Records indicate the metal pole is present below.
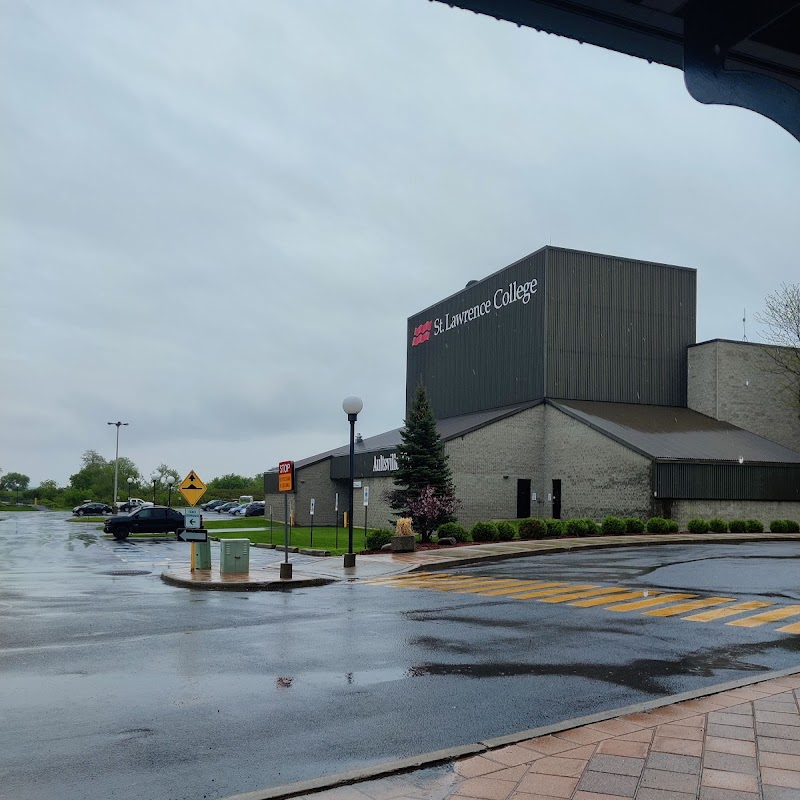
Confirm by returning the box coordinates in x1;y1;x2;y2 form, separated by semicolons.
113;425;120;505
270;505;273;545
310;513;314;548
364;504;368;551
168;485;172;508
284;494;289;563
344;414;356;568
152;480;157;505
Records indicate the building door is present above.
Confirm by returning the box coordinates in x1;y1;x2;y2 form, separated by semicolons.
516;479;531;518
552;479;562;519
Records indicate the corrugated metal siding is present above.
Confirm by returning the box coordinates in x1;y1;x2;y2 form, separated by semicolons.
406;249;547;419
656;462;800;500
545;249;696;406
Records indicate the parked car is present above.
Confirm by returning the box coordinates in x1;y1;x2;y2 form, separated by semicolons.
202;500;224;511
73;502;113;516
215;502;238;513
244;502;265;517
117;499;154;513
230;504;249;516
103;505;186;540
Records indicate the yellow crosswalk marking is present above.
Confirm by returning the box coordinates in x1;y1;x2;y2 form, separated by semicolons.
510;584;598;600
682;600;773;622
644;597;736;617
430;578;503;591
728;605;800;627
775;621;800;634
474;581;560;596
570;590;655;607
539;587;627;603
607;593;697;611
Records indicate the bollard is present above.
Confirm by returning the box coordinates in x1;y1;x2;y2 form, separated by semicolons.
195;539;211;569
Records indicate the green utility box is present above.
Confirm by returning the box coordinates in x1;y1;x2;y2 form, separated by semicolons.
220;539;250;574
195;540;211;569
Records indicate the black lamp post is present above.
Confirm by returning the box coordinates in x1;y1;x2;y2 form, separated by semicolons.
166;475;175;508
342;395;363;568
126;476;133;503
151;473;158;505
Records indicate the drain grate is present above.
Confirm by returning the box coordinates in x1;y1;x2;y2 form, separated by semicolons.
100;569;152;576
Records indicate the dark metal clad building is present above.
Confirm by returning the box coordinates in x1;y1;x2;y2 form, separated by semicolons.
407;247;696;418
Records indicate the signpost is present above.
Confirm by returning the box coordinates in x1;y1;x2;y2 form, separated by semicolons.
278;461;294;579
335;493;339;549
178;470;209;569
310;498;315;547
363;486;369;550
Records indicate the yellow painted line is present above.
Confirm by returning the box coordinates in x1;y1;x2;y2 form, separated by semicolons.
728;605;800;628
429;578;506;592
606;593;697;611
682;600;773;622
473;581;558;596
539;587;627;603
510;584;597;600
570;590;656;608
449;580;549;594
774;621;800;634
644;597;736;617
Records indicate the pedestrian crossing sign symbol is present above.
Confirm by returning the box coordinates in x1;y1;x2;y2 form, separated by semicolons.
179;470;207;506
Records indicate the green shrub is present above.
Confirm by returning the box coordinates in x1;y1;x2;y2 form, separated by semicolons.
785;520;800;533
584;518;601;535
545;518;564;537
519;518;549;540
746;519;764;533
709;518;727;533
625;517;645;534
497;521;516;541
646;517;669;533
601;516;626;535
728;519;747;533
687;518;710;534
564;518;589;536
365;529;394;550
437;522;469;542
471;521;498;542
770;519;788;533
667;519;680;532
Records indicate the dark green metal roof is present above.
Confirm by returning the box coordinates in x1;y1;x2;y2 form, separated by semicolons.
552;399;800;463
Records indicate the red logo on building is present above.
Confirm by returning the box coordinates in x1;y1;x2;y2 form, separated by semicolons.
412;320;432;347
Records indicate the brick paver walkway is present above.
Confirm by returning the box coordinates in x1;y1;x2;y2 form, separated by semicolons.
296;675;800;800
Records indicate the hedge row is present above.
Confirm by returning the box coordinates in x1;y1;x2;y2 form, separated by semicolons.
688;518;799;534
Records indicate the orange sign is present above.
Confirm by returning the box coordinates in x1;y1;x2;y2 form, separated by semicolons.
278;461;294;492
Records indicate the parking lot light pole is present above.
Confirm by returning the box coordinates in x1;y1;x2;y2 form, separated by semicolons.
107;421;129;509
342;395;363;569
166;475;175;508
127;476;133;503
151;473;158;505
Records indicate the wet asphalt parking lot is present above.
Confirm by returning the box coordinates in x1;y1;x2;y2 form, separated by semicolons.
3;512;800;800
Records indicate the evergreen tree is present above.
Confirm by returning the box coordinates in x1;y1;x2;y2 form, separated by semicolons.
390;386;456;538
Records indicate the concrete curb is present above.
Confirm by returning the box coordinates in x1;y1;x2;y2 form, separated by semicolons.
404;532;800;573
160;571;335;591
219;663;800;800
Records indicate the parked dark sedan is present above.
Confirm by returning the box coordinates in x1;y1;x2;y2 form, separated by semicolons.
103;506;185;540
73;502;113;516
215;502;238;513
244;502;265;517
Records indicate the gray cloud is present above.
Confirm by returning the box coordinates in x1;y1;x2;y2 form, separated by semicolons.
1;0;798;485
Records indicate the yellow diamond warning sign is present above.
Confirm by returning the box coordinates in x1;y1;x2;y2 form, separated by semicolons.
179;470;207;506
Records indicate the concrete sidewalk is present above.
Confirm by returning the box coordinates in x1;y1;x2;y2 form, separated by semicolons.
162;532;800;590
224;669;800;800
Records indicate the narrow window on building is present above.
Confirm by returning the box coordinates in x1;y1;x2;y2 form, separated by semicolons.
552;479;562;520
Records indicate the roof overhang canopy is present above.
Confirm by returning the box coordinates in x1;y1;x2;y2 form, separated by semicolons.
432;0;800;142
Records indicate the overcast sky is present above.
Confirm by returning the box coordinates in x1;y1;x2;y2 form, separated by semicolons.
1;0;798;487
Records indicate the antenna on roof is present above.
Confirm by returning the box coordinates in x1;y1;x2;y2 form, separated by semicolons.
742;308;748;341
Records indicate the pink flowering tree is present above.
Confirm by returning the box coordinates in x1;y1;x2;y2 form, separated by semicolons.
407;486;460;543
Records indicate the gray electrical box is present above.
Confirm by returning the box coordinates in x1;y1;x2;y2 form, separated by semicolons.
220;539;250;574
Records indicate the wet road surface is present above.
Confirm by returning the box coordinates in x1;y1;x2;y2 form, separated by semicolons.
2;513;800;800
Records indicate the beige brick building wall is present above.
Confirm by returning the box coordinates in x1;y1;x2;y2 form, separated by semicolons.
542;405;654;521
446;405;545;527
672;499;800;527
688;340;800;453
